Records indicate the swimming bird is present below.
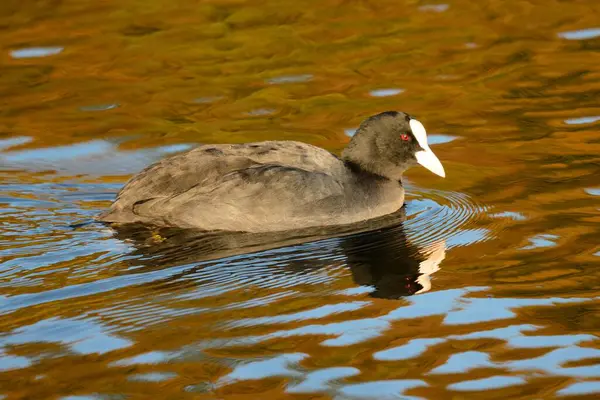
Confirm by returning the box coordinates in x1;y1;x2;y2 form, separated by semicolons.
98;111;445;232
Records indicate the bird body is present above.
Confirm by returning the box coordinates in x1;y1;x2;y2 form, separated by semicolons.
99;111;445;232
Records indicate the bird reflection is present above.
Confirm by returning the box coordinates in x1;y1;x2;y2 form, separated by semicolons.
109;208;445;298
343;225;445;297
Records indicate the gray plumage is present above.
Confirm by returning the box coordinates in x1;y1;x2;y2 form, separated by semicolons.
98;111;444;232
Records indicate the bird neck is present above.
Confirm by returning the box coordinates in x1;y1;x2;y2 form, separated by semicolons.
343;159;403;185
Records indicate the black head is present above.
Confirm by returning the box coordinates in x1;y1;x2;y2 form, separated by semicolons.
342;111;445;180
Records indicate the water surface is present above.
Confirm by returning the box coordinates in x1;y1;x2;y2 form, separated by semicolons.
1;0;600;399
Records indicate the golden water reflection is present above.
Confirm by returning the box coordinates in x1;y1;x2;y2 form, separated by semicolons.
1;0;600;399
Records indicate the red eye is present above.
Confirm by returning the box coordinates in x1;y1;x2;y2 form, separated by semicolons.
400;133;410;141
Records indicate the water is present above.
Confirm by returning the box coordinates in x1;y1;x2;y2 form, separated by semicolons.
1;0;599;398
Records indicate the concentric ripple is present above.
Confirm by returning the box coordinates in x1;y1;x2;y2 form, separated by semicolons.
404;184;491;249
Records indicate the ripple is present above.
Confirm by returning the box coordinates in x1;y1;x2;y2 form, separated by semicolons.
585;188;600;196
128;372;177;382
374;338;444;361
10;46;63;59
2;140;112;163
448;376;527;391
337;380;428;400
435;326;600;379
508;333;596;349
506;346;600;378
267;316;392;347
0;140;193;175
157;144;193;153
441;294;585;325
489;211;527;221
430;351;494;374
0;352;31;371
193;96;224;104
229;301;369;328
557;381;600;396
287;367;360;394
558;27;600;40
419;4;449;13
0;317;132;355
218;353;307;385
0;136;33;151
565;116;600;125
404;186;489;249
445;228;490;247
520;234;559;250
79;103;119;112
448;324;539;340
266;74;313;84
369;88;404;97
336;286;375;296
111;351;171;367
232;289;594;349
246;108;276;116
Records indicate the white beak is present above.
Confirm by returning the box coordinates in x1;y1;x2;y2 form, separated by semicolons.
409;119;446;178
415;148;446;177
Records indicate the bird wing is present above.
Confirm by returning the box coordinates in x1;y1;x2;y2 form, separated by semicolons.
100;141;349;230
130;163;347;231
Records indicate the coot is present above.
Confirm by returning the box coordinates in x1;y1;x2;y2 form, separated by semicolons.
99;111;445;232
